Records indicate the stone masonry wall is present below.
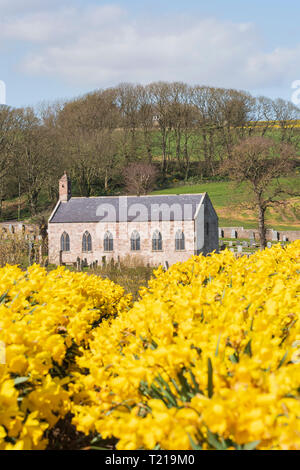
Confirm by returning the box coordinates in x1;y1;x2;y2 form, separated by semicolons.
219;227;300;242
48;220;196;267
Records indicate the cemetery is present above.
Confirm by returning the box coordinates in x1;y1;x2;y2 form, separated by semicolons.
218;227;291;255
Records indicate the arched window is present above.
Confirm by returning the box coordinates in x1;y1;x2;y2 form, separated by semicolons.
104;231;113;252
175;230;185;251
152;230;162;251
131;231;140;251
82;231;92;252
61;232;70;252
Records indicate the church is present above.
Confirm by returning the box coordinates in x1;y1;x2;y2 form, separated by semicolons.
48;174;219;267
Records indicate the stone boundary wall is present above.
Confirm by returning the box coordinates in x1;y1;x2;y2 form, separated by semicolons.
0;222;39;236
219;227;300;242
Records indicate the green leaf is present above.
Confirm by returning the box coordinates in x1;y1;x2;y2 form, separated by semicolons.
170;377;181;395
177;369;192;398
215;334;221;357
243;440;260;450
0;292;8;305
150;340;158;350
89;446;110;451
207;430;224;450
188;368;203;396
207;357;213;398
244;340;252;358
154;376;178;408
229;352;239;364
188;434;202;450
14;376;30;386
278;351;289;369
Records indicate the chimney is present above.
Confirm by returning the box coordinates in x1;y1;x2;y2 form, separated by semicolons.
59;173;71;202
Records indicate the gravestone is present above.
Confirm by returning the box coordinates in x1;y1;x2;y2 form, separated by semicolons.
229;241;233;247
231;230;237;239
272;230;279;241
283;236;288;242
249;232;255;240
243;241;248;247
267;242;272;249
237;245;243;254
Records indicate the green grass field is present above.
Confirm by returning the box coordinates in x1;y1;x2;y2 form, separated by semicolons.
152;176;300;230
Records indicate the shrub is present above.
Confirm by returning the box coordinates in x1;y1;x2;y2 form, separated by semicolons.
0;233;29;267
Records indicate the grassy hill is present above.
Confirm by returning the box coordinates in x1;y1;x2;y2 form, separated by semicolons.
152;176;300;231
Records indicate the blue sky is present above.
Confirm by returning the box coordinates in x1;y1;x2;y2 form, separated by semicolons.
1;0;300;108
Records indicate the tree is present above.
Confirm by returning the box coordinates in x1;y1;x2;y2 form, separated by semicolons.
148;82;173;178
272;98;300;143
0;106;22;218
123;162;157;196
219;136;298;249
16;108;54;216
57;89;122;196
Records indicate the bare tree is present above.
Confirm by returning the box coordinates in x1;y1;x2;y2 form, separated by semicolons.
57;89;122;196
115;83;140;161
219;136;298;249
123;162;157;196
148;82;173;178
0;106;22;218
272;98;300;143
137;85;155;164
254;96;275;137
16;108;54;216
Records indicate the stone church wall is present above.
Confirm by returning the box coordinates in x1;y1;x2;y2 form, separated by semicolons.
48;220;196;267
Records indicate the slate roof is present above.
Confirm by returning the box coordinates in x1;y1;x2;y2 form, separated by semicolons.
49;194;204;223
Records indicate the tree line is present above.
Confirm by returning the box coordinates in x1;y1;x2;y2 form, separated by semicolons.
0;81;299;219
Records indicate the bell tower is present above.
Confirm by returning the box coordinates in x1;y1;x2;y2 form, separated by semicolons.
59;173;71;202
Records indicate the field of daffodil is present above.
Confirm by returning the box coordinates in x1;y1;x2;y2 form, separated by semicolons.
0;265;131;449
0;241;299;450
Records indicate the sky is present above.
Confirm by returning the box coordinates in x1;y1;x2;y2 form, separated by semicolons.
1;0;300;108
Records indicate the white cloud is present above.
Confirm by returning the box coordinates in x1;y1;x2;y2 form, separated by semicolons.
0;0;62;15
1;2;300;92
